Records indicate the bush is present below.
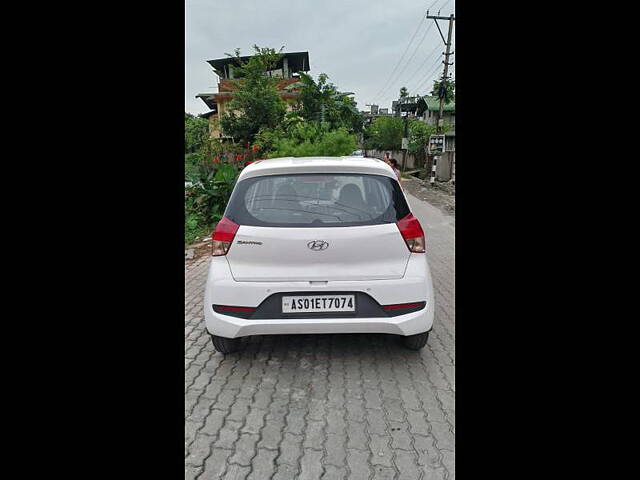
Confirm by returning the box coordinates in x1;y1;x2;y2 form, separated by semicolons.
363;116;403;151
185;161;239;244
185;209;208;245
260;123;357;158
185;152;203;182
185;113;209;153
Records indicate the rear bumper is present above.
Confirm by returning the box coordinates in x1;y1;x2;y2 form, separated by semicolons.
205;307;433;337
203;255;434;338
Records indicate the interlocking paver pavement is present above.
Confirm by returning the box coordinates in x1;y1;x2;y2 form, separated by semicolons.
186;193;455;479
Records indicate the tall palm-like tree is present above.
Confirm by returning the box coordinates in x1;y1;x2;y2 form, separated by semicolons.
285;73;361;131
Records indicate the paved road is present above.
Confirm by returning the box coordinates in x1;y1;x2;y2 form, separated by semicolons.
185;193;455;480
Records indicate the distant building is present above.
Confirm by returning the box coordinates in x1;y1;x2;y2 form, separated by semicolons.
196;51;310;139
361;103;393;128
417;95;455;130
392;96;420;117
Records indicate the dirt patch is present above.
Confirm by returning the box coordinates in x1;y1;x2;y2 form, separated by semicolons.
401;176;455;216
185;238;212;264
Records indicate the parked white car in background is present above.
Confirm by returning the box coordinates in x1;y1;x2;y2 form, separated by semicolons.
203;156;434;353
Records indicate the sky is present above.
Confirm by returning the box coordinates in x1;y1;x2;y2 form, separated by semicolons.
185;0;455;115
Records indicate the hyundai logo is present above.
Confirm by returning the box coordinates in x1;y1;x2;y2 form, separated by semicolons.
307;240;329;251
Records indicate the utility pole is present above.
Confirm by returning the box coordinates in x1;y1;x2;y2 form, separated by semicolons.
426;11;455;134
426;11;455;184
401;107;409;174
438;14;454;133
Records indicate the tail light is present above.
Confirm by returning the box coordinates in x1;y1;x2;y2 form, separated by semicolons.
382;301;427;316
383;302;425;310
396;213;426;253
212;304;255;318
211;217;239;256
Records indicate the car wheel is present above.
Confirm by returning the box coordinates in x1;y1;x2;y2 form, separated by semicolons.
211;334;241;354
403;331;429;350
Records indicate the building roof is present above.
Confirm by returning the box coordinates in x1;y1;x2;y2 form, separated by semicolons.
196;93;216;110
207;51;310;77
198;109;217;118
238;156;395;181
420;95;455;112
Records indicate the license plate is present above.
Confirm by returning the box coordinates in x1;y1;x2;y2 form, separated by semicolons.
282;295;355;313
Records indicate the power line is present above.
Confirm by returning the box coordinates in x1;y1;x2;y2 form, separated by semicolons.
430;0;447;11
440;0;453;13
433;0;454;15
402;42;441;94
374;1;456;106
370;15;426;103
371;0;448;104
368;0;444;106
373;20;436;103
411;56;443;94
368;0;453;109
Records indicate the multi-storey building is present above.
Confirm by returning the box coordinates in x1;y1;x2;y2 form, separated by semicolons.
196;51;310;139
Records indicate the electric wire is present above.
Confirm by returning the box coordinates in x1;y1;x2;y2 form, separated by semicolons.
368;0;442;105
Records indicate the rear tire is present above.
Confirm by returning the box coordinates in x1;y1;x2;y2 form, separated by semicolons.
211;334;241;354
403;331;429;350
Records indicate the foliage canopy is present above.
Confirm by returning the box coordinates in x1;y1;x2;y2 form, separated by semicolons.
259;122;357;158
292;72;363;133
431;79;455;104
219;46;287;144
185;113;209;153
363;116;404;151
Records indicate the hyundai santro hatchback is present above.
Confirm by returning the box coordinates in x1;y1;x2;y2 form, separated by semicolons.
203;156;434;353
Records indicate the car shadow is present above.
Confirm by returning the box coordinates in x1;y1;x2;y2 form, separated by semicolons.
221;332;425;360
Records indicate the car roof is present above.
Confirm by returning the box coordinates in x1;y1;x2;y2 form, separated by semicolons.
238;156;396;181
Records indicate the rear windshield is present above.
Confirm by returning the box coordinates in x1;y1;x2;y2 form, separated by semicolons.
224;173;410;227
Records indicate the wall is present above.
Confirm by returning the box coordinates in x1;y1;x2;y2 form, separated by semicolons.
436;152;453;181
422;110;455;128
364;149;418;170
365;149;452;181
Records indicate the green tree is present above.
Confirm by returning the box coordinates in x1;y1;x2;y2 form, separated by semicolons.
268;122;358;158
431;79;455;104
408;120;436;169
363;116;404;151
219;46;287;144
185;112;209;153
258;122;357;158
292;73;363;133
185;161;238;244
399;86;408;99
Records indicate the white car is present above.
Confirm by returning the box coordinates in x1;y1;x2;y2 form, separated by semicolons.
203;156;434;353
